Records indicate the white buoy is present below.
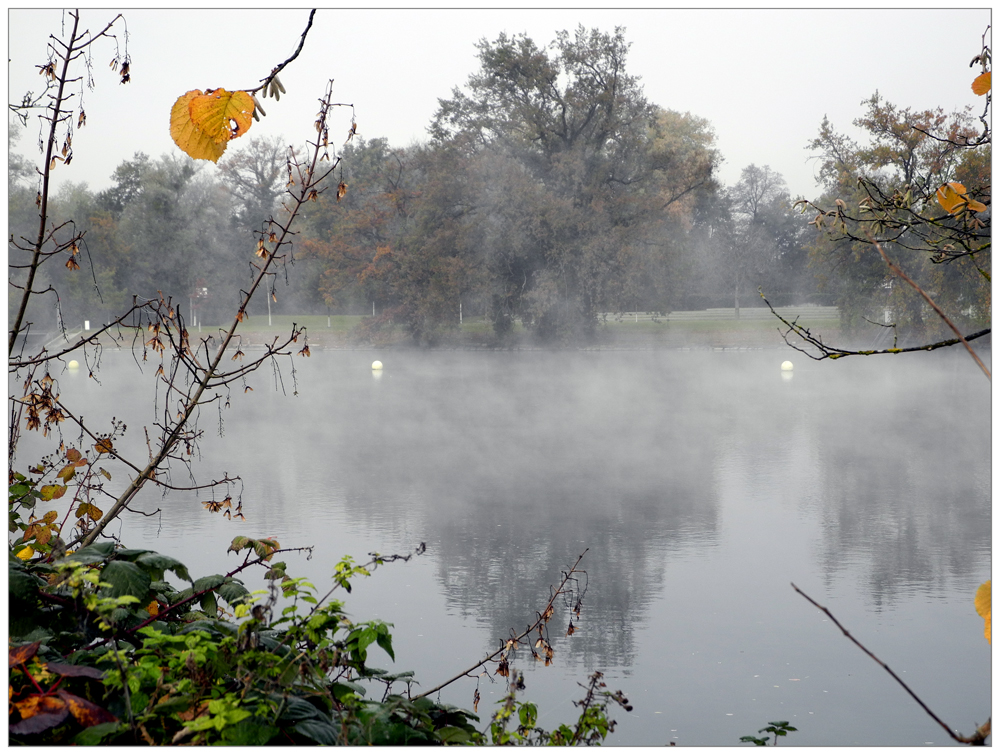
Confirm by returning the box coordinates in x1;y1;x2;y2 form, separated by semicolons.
371;360;383;370
68;360;80;370
781;360;794;371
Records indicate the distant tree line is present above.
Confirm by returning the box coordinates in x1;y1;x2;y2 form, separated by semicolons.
10;25;987;346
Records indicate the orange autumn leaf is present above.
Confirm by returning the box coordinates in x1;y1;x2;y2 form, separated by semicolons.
14;693;66;720
976;580;990;644
188;88;255;143
55;690;117;726
936;182;987;215
171;90;226;162
9;641;41;667
171;87;256;163
972;71;991;96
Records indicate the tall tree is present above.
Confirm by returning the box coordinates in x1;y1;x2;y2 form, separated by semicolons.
721;165;810;314
218;135;288;234
432;26;709;342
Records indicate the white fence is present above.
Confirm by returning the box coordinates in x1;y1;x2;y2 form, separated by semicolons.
600;306;840;322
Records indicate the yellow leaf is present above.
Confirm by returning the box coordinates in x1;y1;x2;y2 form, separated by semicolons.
975;581;990;644
936;182;987;215
972;71;991;96
39;484;67;501
170;90;226;163
188;88;255;144
16;545;34;560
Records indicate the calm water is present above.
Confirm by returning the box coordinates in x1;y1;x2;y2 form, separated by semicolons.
15;347;991;745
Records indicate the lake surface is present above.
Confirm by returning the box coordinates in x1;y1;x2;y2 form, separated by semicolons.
15;347;991;745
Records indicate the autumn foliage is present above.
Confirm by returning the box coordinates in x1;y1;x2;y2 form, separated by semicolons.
170;88;256;162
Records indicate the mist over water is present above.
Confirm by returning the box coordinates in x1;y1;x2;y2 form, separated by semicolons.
19;347;990;745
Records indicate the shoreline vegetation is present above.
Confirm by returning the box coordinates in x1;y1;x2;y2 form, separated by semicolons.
37;309;853;352
32;309;992;356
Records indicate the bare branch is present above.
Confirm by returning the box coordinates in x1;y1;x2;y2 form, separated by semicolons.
250;9;316;95
759;289;990;363
792;583;990;745
413;549;589;701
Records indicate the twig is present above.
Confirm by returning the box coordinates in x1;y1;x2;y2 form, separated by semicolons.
759;289;990;362
252;9;316;95
866;232;990;381
792;582;990;745
412;549;588;701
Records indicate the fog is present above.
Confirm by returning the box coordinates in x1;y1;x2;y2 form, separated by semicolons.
15;346;989;745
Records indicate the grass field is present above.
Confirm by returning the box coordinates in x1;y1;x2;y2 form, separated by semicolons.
72;312;838;350
233;313;834;333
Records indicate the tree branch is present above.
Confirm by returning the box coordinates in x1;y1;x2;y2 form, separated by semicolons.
759;289;990;363
412;549;588;701
866;232;990;380
251;9;316;95
792;583;990;745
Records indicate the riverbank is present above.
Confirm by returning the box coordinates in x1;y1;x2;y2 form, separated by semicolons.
208;312;846;351
32;313;992;355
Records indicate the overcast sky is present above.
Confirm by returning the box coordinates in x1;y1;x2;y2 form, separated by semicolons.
8;8;991;200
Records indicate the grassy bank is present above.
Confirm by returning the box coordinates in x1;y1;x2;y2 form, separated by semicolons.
51;313;841;351
223;313;841;350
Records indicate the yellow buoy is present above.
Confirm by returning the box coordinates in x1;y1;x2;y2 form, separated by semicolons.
68;359;80;369
781;360;793;371
372;360;383;370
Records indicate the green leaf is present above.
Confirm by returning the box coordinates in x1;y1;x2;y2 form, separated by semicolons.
9;565;44;601
228;536;251;554
436;725;472;744
72;721;121;746
275;695;322;722
375;624;395;662
126;551;192;583
152;695;197;716
59;541;116;564
149;580;176;596
221;718;279;746
167;586;194;604
293;718;339;745
331;681;366;701
100;560;152;599
192;574;225;592
277;660;299;686
215;580;249;605
199;591;218;617
176;619;236;637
